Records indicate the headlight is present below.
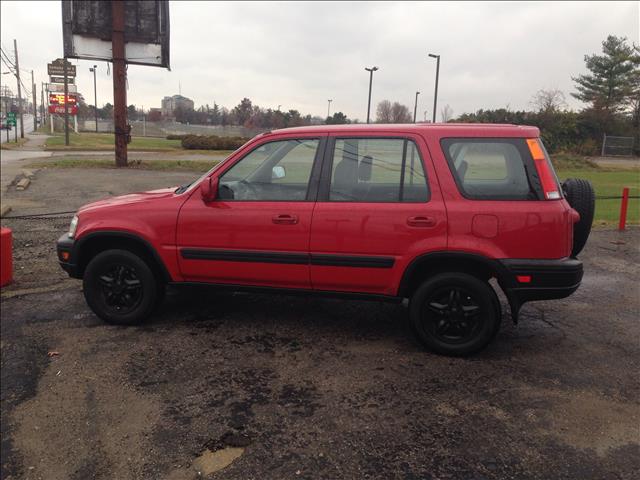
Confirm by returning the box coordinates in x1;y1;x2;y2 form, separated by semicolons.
68;215;79;238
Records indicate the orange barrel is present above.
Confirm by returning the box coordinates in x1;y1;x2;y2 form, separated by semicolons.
0;227;12;287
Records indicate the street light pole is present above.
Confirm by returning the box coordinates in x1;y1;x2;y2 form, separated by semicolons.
413;91;420;123
428;53;440;123
365;66;378;124
327;99;332;118
89;65;98;132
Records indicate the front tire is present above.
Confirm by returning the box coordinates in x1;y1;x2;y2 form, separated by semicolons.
83;249;159;325
409;273;501;356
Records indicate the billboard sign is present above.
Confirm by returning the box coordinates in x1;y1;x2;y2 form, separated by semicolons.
49;105;78;115
47;58;76;77
62;1;170;69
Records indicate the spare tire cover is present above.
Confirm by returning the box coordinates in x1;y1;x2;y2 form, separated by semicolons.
562;178;595;257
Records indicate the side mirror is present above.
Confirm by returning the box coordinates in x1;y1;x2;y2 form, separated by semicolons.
200;176;219;202
272;166;286;179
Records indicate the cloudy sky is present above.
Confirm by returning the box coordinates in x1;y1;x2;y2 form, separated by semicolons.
1;1;638;121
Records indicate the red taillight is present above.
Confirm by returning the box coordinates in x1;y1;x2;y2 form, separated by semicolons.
516;275;532;283
527;138;561;200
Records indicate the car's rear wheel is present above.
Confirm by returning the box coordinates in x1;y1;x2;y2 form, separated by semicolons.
410;273;501;356
83;249;159;325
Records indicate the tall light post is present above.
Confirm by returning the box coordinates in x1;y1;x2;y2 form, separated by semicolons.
365;66;378;124
428;53;440;123
89;65;98;132
413;91;420;123
327;99;332;118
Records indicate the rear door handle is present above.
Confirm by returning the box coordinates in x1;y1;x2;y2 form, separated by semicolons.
407;216;436;227
272;214;298;225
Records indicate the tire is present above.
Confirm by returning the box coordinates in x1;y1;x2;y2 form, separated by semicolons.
83;249;159;325
562;178;595;257
409;273;501;356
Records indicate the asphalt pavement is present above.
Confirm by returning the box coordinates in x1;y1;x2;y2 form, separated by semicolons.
0;165;638;480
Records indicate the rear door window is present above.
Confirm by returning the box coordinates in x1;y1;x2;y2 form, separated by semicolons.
327;138;429;202
441;138;537;200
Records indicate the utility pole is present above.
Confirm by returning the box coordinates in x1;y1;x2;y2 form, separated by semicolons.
365;66;378;124
89;65;98;132
31;70;37;130
112;0;128;166
428;53;440;124
13;39;24;138
327;99;332;119
63;60;70;145
413;91;420;123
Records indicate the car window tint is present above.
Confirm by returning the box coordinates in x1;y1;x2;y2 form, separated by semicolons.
442;139;535;200
329;138;429;202
219;139;318;201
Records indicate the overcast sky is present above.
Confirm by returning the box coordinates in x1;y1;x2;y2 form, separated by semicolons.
1;1;638;121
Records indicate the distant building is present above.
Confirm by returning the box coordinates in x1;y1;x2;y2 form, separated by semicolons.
161;94;194;117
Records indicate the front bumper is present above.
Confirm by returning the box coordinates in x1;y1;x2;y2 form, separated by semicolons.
57;233;80;278
499;258;583;321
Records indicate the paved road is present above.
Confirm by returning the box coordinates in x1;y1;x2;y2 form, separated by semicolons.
0;130;52;212
0;165;638;479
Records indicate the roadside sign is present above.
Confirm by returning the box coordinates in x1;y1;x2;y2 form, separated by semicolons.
49;93;77;105
48;83;78;93
7;112;16;126
50;76;75;84
47;58;76;77
49;105;78;115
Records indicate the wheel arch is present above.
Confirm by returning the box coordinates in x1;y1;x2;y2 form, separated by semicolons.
74;231;172;282
398;251;512;299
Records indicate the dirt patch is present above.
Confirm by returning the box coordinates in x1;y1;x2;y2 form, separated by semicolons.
10;325;161;480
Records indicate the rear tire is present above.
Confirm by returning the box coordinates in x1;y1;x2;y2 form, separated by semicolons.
562;178;595;257
409;273;501;356
83;249;159;325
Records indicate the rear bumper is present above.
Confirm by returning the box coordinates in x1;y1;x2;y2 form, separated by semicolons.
57;233;81;278
499;258;583;307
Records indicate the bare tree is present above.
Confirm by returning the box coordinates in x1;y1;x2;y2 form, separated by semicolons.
440;104;454;122
390;102;412;123
376;100;392;123
531;88;567;112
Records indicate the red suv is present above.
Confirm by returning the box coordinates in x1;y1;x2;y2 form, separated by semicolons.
57;124;594;355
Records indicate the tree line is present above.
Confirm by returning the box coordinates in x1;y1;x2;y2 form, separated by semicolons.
76;34;637;155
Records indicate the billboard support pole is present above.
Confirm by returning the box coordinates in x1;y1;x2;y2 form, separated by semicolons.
63;61;70;146
112;0;128;167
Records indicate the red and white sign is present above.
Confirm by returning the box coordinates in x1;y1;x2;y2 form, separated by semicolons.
49;93;77;106
49;105;78;115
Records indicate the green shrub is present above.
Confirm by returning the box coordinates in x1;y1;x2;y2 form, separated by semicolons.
181;135;249;150
166;134;188;140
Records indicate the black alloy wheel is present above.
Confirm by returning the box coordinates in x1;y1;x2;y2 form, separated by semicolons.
423;286;483;345
98;263;143;314
410;272;501;356
83;249;160;325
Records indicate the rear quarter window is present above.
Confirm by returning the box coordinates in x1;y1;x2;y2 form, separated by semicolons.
441;138;538;200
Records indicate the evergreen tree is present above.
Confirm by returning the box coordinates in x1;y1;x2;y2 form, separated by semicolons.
572;36;639;113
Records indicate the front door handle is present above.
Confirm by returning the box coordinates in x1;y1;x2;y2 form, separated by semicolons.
272;214;298;225
407;216;436;227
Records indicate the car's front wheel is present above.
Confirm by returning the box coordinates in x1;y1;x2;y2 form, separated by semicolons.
410;273;501;356
83;249;160;325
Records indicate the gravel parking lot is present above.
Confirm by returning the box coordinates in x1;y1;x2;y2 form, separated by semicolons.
1;168;639;480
